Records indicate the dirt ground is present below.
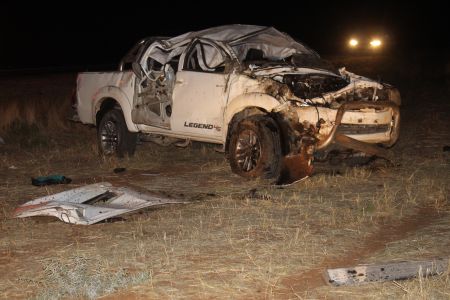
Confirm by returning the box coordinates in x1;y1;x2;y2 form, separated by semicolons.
0;55;449;299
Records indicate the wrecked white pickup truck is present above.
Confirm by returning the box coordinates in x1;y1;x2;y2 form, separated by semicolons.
75;25;400;184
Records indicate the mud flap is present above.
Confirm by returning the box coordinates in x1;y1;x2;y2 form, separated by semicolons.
277;147;314;185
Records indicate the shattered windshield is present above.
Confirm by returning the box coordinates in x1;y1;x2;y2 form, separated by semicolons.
229;27;313;61
228;27;337;73
290;54;338;73
241;51;338;74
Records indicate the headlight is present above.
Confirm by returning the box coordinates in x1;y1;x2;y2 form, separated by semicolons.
369;39;382;48
349;38;359;47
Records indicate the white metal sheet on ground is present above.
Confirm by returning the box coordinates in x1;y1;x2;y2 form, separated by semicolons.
326;258;449;286
13;182;183;225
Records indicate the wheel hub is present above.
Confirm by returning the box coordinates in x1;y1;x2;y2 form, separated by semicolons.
100;120;119;154
235;129;261;172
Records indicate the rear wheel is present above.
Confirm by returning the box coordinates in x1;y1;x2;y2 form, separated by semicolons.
97;109;137;157
228;116;282;179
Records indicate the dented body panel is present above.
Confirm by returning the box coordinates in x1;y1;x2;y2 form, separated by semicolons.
295;105;396;143
77;71;138;131
75;25;400;183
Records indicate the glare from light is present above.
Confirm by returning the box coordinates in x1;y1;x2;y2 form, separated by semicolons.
370;39;382;48
349;38;359;47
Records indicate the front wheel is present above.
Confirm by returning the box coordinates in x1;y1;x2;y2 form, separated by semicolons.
97;109;137;157
228;116;282;179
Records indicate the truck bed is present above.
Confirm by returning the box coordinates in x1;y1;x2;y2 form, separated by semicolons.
76;71;135;125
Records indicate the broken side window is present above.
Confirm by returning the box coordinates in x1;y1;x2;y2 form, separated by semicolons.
183;41;227;73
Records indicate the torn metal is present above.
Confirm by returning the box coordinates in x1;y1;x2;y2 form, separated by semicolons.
13;183;183;225
326;258;449;286
271;99;399;184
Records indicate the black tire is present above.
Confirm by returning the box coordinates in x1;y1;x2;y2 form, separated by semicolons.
97;109;137;157
228;115;282;179
328;150;373;167
344;153;374;167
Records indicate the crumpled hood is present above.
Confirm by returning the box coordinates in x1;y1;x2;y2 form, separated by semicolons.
246;65;385;105
246;65;340;78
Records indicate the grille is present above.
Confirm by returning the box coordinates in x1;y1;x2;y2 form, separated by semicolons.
337;124;390;135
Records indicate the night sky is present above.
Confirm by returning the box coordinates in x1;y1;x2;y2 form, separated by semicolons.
1;1;448;70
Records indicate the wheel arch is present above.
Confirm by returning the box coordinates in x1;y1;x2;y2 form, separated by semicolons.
95;98;119;128
223;93;281;153
92;86;138;132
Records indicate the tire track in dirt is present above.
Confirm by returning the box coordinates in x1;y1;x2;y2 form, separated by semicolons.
276;206;447;296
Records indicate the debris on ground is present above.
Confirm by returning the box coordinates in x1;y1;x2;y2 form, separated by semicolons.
31;175;72;186
14;182;184;225
0;136;4;144
326;258;449;286
113;167;126;173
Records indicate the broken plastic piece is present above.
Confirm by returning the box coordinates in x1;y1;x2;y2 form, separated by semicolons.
31;175;72;186
14;182;183;225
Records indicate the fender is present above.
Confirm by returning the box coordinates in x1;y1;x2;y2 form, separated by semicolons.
92;86;139;132
222;92;281;140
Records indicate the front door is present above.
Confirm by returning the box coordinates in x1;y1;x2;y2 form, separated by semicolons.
171;71;227;138
171;40;231;139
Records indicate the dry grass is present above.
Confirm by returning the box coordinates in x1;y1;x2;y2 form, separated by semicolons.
317;216;450;299
0;61;449;298
0;73;74;135
318;273;450;299
21;255;151;300
1;134;448;298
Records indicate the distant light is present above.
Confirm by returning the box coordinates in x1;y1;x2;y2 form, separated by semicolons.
370;39;382;48
349;38;359;47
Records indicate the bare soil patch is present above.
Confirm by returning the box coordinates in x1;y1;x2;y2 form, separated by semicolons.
279;206;448;295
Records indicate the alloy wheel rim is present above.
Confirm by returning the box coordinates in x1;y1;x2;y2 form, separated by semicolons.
100;120;119;154
235;129;261;172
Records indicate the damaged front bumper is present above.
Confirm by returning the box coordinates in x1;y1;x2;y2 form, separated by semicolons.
274;101;400;184
316;101;400;157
